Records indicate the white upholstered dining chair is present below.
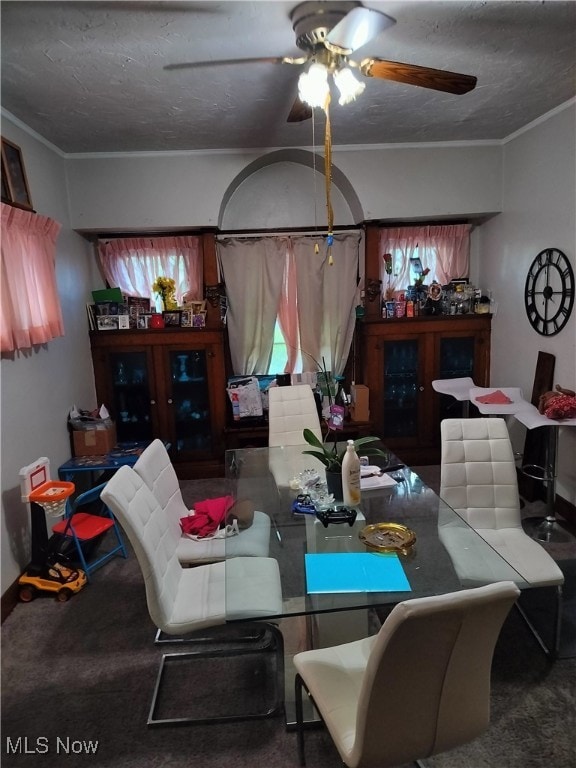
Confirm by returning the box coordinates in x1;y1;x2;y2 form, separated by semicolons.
268;384;323;488
268;384;322;446
133;439;271;563
294;582;520;767
439;417;564;656
101;464;284;727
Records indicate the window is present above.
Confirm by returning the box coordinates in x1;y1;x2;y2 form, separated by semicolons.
268;320;303;375
97;236;203;307
379;224;471;292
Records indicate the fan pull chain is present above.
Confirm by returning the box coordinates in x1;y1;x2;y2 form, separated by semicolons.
312;111;320;254
323;92;334;265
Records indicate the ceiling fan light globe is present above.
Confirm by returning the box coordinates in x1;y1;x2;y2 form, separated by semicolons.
325;7;396;55
298;62;330;108
334;67;365;105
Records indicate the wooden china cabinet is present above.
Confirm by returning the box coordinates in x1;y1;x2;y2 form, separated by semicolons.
359;314;492;466
360;224;491;465
90;328;227;478
89;232;227;478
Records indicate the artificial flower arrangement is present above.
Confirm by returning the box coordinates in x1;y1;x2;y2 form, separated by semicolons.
152;276;178;311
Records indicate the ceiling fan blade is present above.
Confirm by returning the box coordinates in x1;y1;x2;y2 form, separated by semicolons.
326;7;396;55
360;58;477;95
287;95;312;123
164;56;297;72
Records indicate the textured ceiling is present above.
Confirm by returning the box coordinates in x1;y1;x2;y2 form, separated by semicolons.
1;1;575;154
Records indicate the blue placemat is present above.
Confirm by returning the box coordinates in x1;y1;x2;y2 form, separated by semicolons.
305;552;411;594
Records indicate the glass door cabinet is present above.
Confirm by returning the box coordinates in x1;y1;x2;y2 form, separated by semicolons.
90;329;226;477
165;348;213;454
361;316;491;464
109;350;155;442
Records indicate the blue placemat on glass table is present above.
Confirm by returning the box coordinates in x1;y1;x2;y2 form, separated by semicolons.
305;552;411;594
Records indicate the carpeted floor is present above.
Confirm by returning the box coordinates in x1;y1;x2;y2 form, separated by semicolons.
1;470;575;768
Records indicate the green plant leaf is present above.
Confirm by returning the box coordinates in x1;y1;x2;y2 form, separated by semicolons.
303;428;324;449
301;449;330;467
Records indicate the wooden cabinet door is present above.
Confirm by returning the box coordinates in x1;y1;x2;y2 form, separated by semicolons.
364;331;432;454
91;344;161;442
432;327;490;426
153;338;225;461
360;316;491;464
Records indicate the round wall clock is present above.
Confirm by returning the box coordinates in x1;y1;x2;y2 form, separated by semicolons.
524;248;574;336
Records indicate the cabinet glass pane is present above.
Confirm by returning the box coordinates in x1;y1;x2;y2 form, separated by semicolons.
110;352;153;442
169;350;212;452
382;340;419;438
438;337;475;419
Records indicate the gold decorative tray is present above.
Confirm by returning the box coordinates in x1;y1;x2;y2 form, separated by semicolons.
359;523;416;555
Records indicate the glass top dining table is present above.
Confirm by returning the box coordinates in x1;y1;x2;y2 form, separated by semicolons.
224;444;528;622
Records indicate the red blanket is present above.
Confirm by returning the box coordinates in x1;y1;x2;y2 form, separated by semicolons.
180;495;235;538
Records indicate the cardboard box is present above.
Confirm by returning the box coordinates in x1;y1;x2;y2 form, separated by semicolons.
72;423;117;456
350;384;370;422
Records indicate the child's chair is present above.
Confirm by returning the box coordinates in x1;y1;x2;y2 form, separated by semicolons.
52;482;127;581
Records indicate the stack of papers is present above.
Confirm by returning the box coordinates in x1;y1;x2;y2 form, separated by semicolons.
360;466;398;490
305;552;411;594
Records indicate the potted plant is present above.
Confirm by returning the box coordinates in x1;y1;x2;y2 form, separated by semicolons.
302;428;389;498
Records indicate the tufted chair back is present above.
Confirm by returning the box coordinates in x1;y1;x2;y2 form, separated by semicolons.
133;439;187;533
268;384;322;446
101;465;183;632
440;417;522;530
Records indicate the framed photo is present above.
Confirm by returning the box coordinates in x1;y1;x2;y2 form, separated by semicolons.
1;137;33;210
163;310;182;327
118;315;130;330
97;315;120;331
180;309;193;328
187;301;206;315
137;312;152;329
192;311;207;328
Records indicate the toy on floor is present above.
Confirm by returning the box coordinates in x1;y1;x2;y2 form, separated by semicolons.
538;385;576;420
18;457;87;602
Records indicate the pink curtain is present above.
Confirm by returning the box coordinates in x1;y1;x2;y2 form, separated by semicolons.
97;236;203;307
378;224;471;289
1;203;64;352
277;248;299;373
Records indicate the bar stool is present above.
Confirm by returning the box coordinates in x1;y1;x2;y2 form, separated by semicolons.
514;405;576;543
432;376;475;417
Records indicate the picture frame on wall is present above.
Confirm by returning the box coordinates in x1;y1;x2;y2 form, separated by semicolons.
162;310;182;327
1;137;33;210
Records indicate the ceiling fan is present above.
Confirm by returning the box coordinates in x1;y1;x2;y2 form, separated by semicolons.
165;1;477;122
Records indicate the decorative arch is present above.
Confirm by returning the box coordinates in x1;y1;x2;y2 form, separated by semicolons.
218;148;364;230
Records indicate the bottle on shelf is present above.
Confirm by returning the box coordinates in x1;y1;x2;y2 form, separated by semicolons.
342;439;361;507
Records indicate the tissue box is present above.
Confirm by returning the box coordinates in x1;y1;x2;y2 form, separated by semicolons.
350;384;370;422
72;422;117;456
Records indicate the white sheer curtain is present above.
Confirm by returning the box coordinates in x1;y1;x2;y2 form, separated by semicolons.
97;235;203;306
218;232;361;377
290;233;361;375
378;224;471;289
217;237;287;374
